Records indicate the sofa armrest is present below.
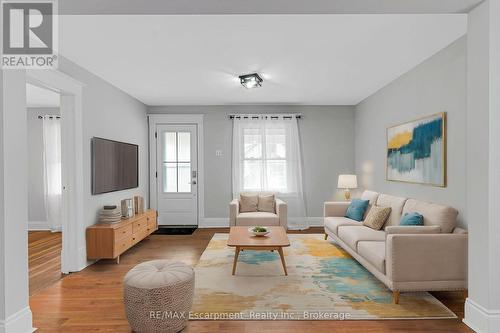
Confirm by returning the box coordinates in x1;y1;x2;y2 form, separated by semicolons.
385;225;441;235
386;234;468;283
229;199;239;226
324;201;350;217
276;199;288;228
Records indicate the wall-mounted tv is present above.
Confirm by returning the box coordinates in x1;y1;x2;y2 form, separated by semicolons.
91;137;138;195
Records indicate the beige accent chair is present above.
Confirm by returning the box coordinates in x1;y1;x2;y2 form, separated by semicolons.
324;190;468;304
230;194;287;228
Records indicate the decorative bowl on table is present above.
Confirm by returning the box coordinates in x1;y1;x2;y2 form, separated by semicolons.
248;226;270;237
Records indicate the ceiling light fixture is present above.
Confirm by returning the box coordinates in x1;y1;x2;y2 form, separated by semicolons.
239;73;263;89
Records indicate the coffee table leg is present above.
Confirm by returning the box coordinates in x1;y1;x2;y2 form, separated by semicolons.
277;247;288;276
232;246;241;275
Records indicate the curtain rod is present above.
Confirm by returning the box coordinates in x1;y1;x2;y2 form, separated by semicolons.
38;115;61;119
228;114;302;120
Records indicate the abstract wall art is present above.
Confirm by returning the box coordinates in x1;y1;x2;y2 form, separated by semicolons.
386;112;446;187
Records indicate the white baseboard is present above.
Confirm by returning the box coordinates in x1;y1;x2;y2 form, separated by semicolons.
464;298;500;333
0;307;34;333
199;218;229;228
27;221;50;231
199;217;324;229
307;217;323;227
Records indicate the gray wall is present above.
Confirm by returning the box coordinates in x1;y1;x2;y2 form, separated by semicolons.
27;107;60;226
354;36;467;226
59;57;149;232
148;105;355;218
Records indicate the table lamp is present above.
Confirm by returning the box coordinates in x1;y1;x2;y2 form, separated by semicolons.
338;174;357;201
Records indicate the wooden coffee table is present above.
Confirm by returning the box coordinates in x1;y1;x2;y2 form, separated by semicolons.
227;226;290;276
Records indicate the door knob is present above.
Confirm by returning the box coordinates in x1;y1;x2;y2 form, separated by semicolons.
191;180;197;185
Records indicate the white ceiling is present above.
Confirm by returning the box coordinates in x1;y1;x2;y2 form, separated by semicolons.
60;14;467;105
26;84;60;107
60;0;482;15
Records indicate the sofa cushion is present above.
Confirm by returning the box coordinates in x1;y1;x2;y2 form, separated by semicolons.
402;199;458;233
257;194;275;213
376;194;407;229
345;199;369;221
240;194;258;212
360;190;380;219
237;212;279;226
400;212;424;226
324;217;361;236
337;226;386;251
358;241;386;273
385;225;441;235
363;206;391;230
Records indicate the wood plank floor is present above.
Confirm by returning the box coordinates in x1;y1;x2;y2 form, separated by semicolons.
29;228;473;332
28;231;63;296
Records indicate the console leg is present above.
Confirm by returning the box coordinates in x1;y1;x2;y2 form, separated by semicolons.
393;291;400;304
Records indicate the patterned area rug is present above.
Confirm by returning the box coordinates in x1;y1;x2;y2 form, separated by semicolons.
192;234;456;320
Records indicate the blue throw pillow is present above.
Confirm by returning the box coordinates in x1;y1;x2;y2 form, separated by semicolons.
345;199;370;222
400;212;424;226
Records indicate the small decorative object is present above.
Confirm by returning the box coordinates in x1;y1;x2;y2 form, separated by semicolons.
134;196;144;214
387;112;446;187
121;199;134;218
98;206;122;224
249;226;270;237
338;174;357;200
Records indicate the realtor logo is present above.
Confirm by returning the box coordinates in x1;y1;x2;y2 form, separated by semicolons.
2;0;58;69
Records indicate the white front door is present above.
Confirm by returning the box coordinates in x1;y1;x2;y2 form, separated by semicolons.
156;124;198;226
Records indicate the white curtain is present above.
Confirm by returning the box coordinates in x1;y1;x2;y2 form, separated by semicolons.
232;114;307;229
42;116;62;232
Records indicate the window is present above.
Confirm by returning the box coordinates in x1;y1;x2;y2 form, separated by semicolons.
163;131;191;193
241;124;289;192
232;116;307;228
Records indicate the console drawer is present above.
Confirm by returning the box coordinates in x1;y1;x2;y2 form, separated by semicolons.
131;227;149;245
133;217;147;233
114;224;132;241
113;237;132;256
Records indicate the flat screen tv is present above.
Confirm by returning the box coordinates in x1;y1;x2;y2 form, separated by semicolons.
91;137;139;195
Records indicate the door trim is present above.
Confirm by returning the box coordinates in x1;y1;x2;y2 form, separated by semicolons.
26;69;86;273
148;114;204;224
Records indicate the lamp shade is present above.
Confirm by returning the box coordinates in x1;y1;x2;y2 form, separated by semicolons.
338;174;357;189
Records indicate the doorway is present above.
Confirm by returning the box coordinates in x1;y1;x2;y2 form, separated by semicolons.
149;114;205;228
26;83;63;295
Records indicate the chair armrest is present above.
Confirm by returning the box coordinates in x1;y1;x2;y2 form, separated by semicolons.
229;199;239;226
385;225;441;235
275;199;287;228
324;201;350;217
386;234;468;283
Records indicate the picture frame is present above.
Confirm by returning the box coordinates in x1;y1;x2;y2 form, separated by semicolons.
386;112;446;187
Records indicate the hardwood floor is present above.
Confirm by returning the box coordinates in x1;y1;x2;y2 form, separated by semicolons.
29;228;473;332
28;231;63;296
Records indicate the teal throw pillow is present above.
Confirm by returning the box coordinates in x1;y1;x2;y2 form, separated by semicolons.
345;199;369;222
400;212;424;226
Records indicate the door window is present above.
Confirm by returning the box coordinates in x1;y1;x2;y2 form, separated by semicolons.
163;131;191;193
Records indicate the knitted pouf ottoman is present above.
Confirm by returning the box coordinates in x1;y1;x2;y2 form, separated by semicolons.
124;260;195;333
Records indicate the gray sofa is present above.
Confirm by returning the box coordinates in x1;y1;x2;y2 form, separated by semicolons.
324;190;468;304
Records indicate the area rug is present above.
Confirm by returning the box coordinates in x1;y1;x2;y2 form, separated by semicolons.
191;234;456;320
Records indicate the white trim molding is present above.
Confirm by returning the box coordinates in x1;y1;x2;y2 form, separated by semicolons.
200;218;229;228
0;307;34;333
148;114;205;225
464;298;500;333
199;217;323;229
27;221;50;231
26;69;86;274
